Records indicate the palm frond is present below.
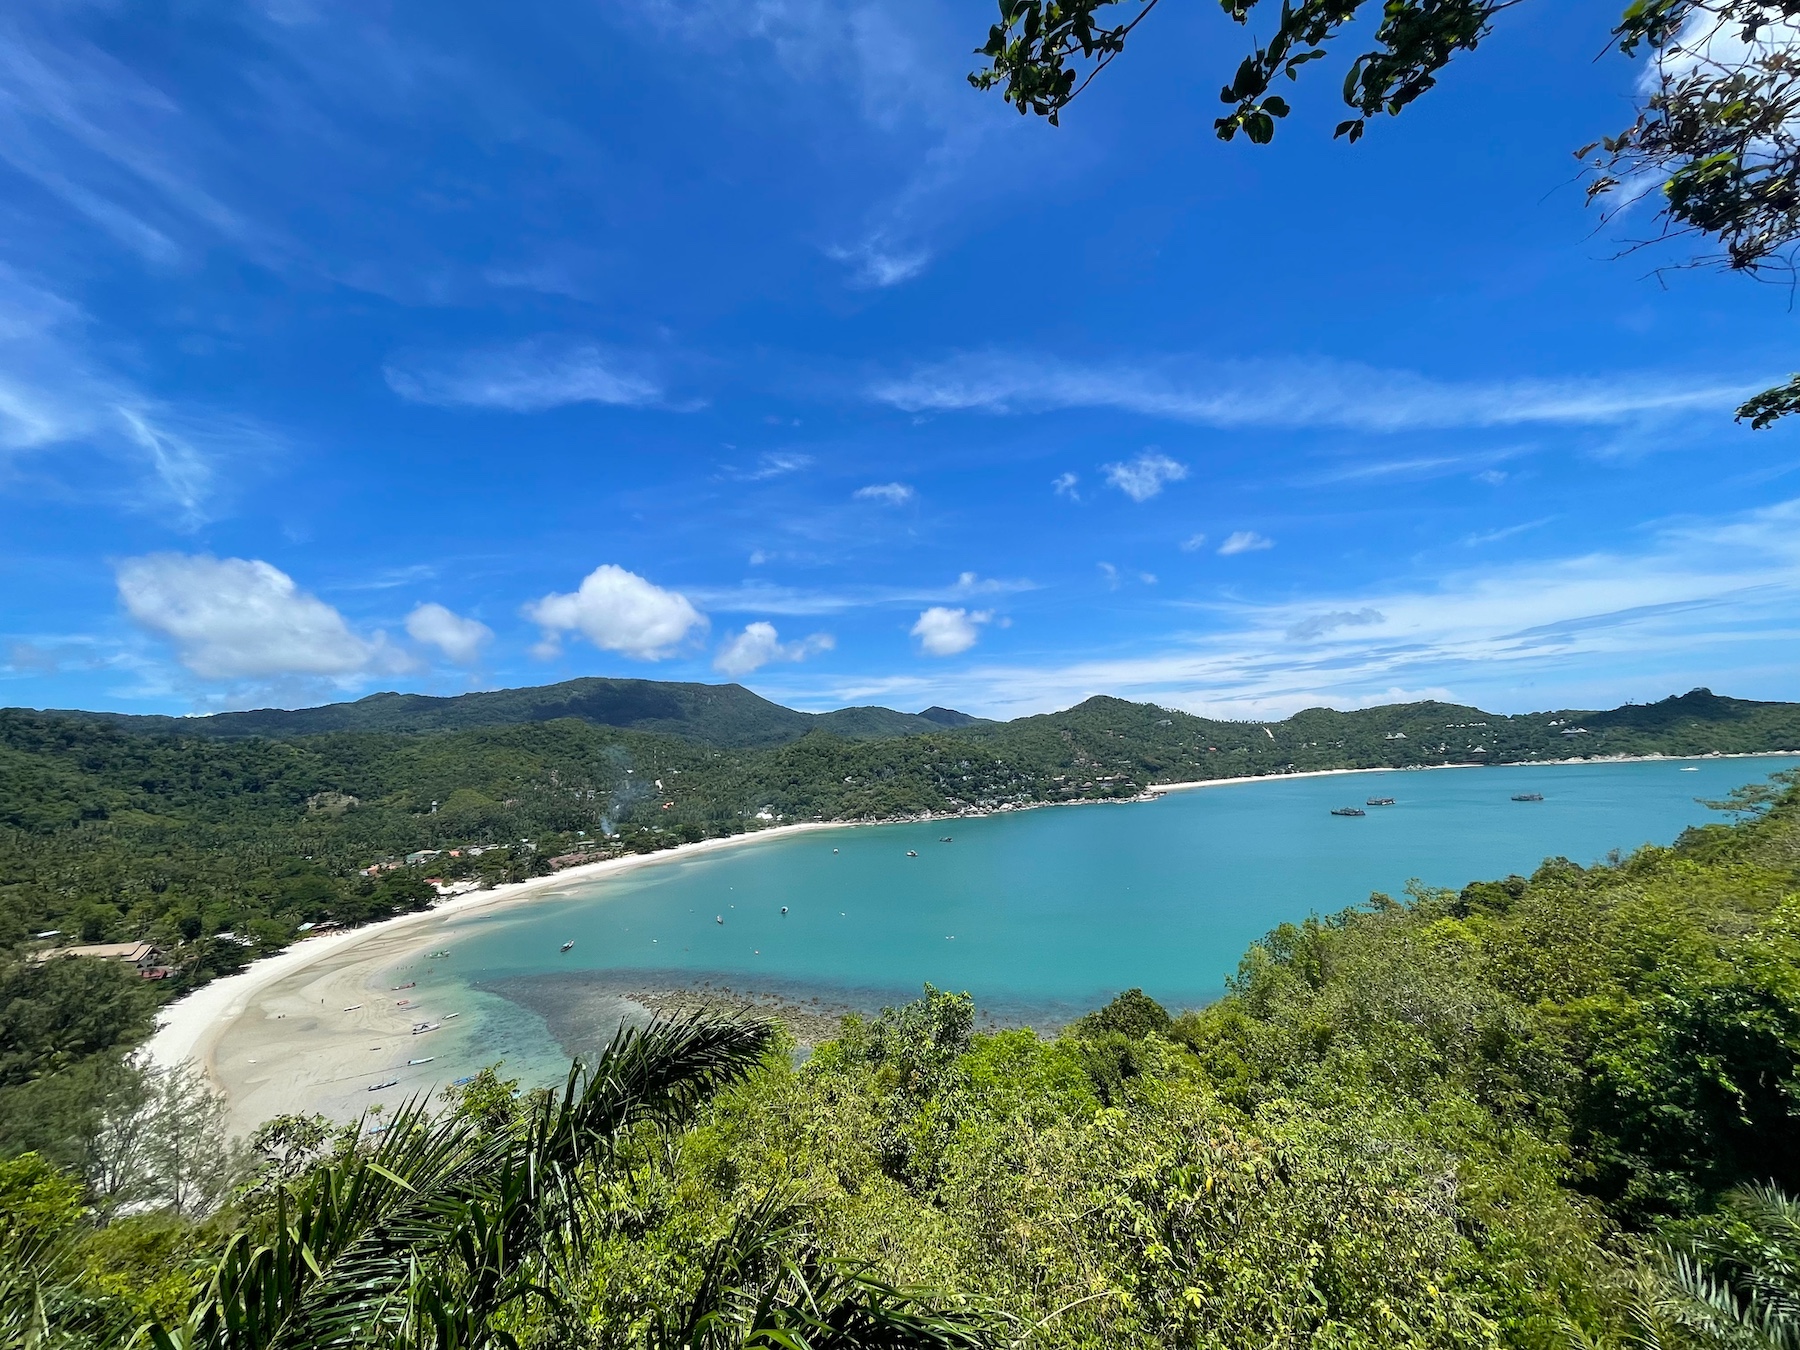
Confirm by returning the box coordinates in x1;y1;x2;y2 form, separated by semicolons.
655;1196;1000;1350
147;1014;776;1350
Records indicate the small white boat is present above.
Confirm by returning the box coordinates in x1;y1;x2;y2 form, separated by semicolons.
560;940;575;952
407;1057;434;1066
906;850;918;857
716;915;724;924
368;1079;398;1092
443;1012;460;1019
781;906;788;914
343;1005;362;1011
412;1022;439;1035
1680;766;1700;772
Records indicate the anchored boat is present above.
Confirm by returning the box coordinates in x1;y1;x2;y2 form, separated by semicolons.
1330;807;1367;817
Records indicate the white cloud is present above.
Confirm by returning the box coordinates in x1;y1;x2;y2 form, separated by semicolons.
828;238;931;288
1052;472;1080;500
385;338;665;412
1103;451;1187;502
911;605;990;656
870;351;1761;431
713;621;835;676
404;602;492;664
1179;533;1208;552
686;574;1036;615
742;452;812;480
1219;531;1274;556
854;481;916;505
525;564;706;660
1098;562;1120;589
117;554;401;679
1463;519;1550;548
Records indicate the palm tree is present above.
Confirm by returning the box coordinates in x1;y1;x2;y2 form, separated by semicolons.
135;1015;995;1350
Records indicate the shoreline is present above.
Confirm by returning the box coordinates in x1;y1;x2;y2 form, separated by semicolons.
148;748;1800;1105
1144;749;1800;797
143;819;859;1077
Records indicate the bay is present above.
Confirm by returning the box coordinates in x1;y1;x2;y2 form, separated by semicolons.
404;756;1793;1079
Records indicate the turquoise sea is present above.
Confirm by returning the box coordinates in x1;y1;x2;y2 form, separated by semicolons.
391;756;1794;1083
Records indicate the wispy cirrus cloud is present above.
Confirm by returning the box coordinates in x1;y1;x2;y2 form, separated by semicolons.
385;338;670;413
853;481;916;505
1218;530;1274;556
769;497;1800;721
828;237;931;288
0;266;263;519
0;9;252;266
869;351;1761;432
686;571;1034;616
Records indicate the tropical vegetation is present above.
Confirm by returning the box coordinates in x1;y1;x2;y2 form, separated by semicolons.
2;755;1798;1349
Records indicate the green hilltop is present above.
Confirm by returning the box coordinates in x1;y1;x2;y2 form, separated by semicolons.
45;676;992;748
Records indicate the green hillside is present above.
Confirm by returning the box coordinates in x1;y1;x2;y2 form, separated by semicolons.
43;677;989;749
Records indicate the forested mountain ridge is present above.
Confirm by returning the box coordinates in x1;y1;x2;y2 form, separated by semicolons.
38;676;991;748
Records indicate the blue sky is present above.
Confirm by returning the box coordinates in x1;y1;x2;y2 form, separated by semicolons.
3;0;1798;721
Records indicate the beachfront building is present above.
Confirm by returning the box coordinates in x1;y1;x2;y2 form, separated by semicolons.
31;940;172;978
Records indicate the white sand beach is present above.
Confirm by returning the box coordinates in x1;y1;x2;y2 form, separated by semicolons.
144;821;853;1133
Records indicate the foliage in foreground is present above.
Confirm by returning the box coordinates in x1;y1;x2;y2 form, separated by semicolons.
3;774;1799;1349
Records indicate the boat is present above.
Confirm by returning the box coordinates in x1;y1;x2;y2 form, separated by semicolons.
716;915;723;924
342;1004;362;1011
407;1057;435;1066
428;950;450;959
412;1022;439;1035
1365;797;1395;807
780;906;788;914
368;1079;398;1092
1680;766;1700;772
391;982;415;990
939;836;953;843
906;850;918;857
1511;793;1544;802
560;940;575;952
443;1012;460;1018
1330;807;1366;817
